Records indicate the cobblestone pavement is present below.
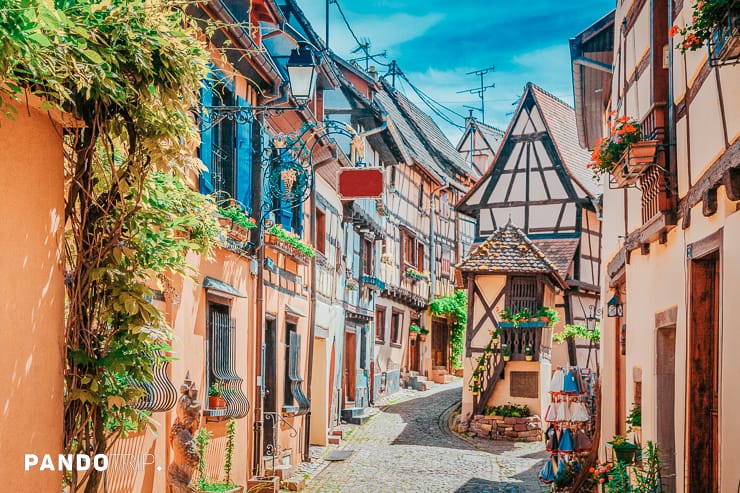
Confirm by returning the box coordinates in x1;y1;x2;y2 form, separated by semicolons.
303;380;549;493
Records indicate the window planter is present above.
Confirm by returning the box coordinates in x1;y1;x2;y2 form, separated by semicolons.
498;321;516;329
264;232;312;265
611;140;658;188
208;396;226;410
405;267;428;281
518;321;547;329
361;274;386;291
709;4;740;65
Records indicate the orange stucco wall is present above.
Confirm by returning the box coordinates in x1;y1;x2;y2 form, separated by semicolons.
0;101;65;490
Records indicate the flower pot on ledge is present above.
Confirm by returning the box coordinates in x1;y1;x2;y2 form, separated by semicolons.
198;486;243;493
611;140;658;188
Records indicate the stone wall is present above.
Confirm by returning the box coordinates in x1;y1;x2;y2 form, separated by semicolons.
460;415;542;442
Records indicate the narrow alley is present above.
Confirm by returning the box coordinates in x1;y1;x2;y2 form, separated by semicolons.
305;381;548;493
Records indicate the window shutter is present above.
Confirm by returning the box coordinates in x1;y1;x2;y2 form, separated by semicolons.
234;95;252;213
199;81;215;195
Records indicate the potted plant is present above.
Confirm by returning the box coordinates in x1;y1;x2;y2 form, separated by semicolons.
626;403;642;435
208;381;226;410
671;0;739;59
607;434;638;464
408;324;421;341
497;307;517;328
489;328;501;345
345;278;359;291
524;345;534;361
418;327;430;342
501;344;511;362
537;306;559;326
588;115;656;187
218;202;256;243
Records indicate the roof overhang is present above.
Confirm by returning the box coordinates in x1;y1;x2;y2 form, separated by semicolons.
570;10;615;150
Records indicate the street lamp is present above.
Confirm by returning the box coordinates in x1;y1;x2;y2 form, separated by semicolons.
286;42;318;101
607;294;623;318
585;305;599;332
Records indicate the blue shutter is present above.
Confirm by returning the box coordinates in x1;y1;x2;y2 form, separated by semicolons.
235;95;253;213
199;81;215;195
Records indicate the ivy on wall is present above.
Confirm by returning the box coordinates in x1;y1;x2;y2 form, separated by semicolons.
429;289;468;369
0;1;219;491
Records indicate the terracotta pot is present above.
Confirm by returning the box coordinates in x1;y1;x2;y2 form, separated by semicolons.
228;224;249;242
217;216;232;228
208;395;226;409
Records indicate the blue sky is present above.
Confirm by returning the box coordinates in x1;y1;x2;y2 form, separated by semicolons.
299;0;614;141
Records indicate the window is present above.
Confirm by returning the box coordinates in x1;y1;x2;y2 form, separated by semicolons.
282;322;308;414
401;228;415;268
283;322;296;407
507;276;541;313
375;306;386;342
363;237;373;275
391;310;403;345
418;182;425;207
316;208;326;255
417;243;425;272
200;73;253;211
206;301;248;418
441;247;452;278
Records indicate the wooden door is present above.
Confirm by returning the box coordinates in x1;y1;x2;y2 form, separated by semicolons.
656;326;676;493
343;330;356;403
408;338;420;372
688;253;719;493
432;319;449;369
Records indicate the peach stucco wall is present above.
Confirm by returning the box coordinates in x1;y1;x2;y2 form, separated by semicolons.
0;102;65;490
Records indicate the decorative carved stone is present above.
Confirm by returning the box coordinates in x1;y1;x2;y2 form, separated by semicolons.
168;373;202;493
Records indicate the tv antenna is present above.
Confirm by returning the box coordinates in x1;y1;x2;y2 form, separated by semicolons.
457;65;495;124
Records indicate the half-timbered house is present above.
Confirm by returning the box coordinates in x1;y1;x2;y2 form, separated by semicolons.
373;79;477;391
573;1;740;489
455;82;602;422
456;118;506;179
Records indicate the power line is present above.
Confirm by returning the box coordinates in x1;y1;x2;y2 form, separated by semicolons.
331;0;390;68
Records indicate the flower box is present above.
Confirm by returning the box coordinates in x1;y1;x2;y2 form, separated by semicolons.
361;275;386;291
611;140;658;188
710;7;740;64
518;321;547;329
498;322;516;329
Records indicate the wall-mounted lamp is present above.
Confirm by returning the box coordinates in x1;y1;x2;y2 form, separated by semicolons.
607;294;623;318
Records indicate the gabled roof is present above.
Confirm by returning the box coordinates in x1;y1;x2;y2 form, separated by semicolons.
374;80;472;185
457;82;598;214
529;83;599;198
457;221;566;288
456;119;505;179
532;237;580;279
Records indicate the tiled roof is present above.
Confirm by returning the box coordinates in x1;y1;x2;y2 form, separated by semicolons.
375;80;472;180
457;221;565;287
529;83;600;198
531;238;580;278
476;121;505;153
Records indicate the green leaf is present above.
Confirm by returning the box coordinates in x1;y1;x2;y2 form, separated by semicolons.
82;48;104;65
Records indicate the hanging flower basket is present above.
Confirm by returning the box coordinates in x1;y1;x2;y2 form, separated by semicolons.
611;140;658;188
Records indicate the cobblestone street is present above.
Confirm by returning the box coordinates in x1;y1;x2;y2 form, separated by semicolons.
305;381;548;493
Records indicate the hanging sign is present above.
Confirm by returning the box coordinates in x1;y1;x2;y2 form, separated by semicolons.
336;167;384;200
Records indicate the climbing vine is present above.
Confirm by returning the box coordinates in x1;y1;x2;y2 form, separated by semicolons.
0;1;218;491
429;290;468;369
552;324;601;344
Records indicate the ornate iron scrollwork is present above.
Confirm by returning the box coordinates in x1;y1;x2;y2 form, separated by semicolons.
131;360;179;413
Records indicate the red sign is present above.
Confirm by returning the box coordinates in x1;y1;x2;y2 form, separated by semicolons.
336;167;384;200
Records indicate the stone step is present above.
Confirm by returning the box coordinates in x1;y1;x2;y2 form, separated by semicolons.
328;435;341;445
330;429;344;438
413;379;434;391
341;406;366;419
345;413;370;425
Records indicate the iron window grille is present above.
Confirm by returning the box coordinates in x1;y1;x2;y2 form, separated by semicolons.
206;304;249;420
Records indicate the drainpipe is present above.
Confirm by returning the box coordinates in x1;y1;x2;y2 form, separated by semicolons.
667;0;676;182
252;118;266;477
